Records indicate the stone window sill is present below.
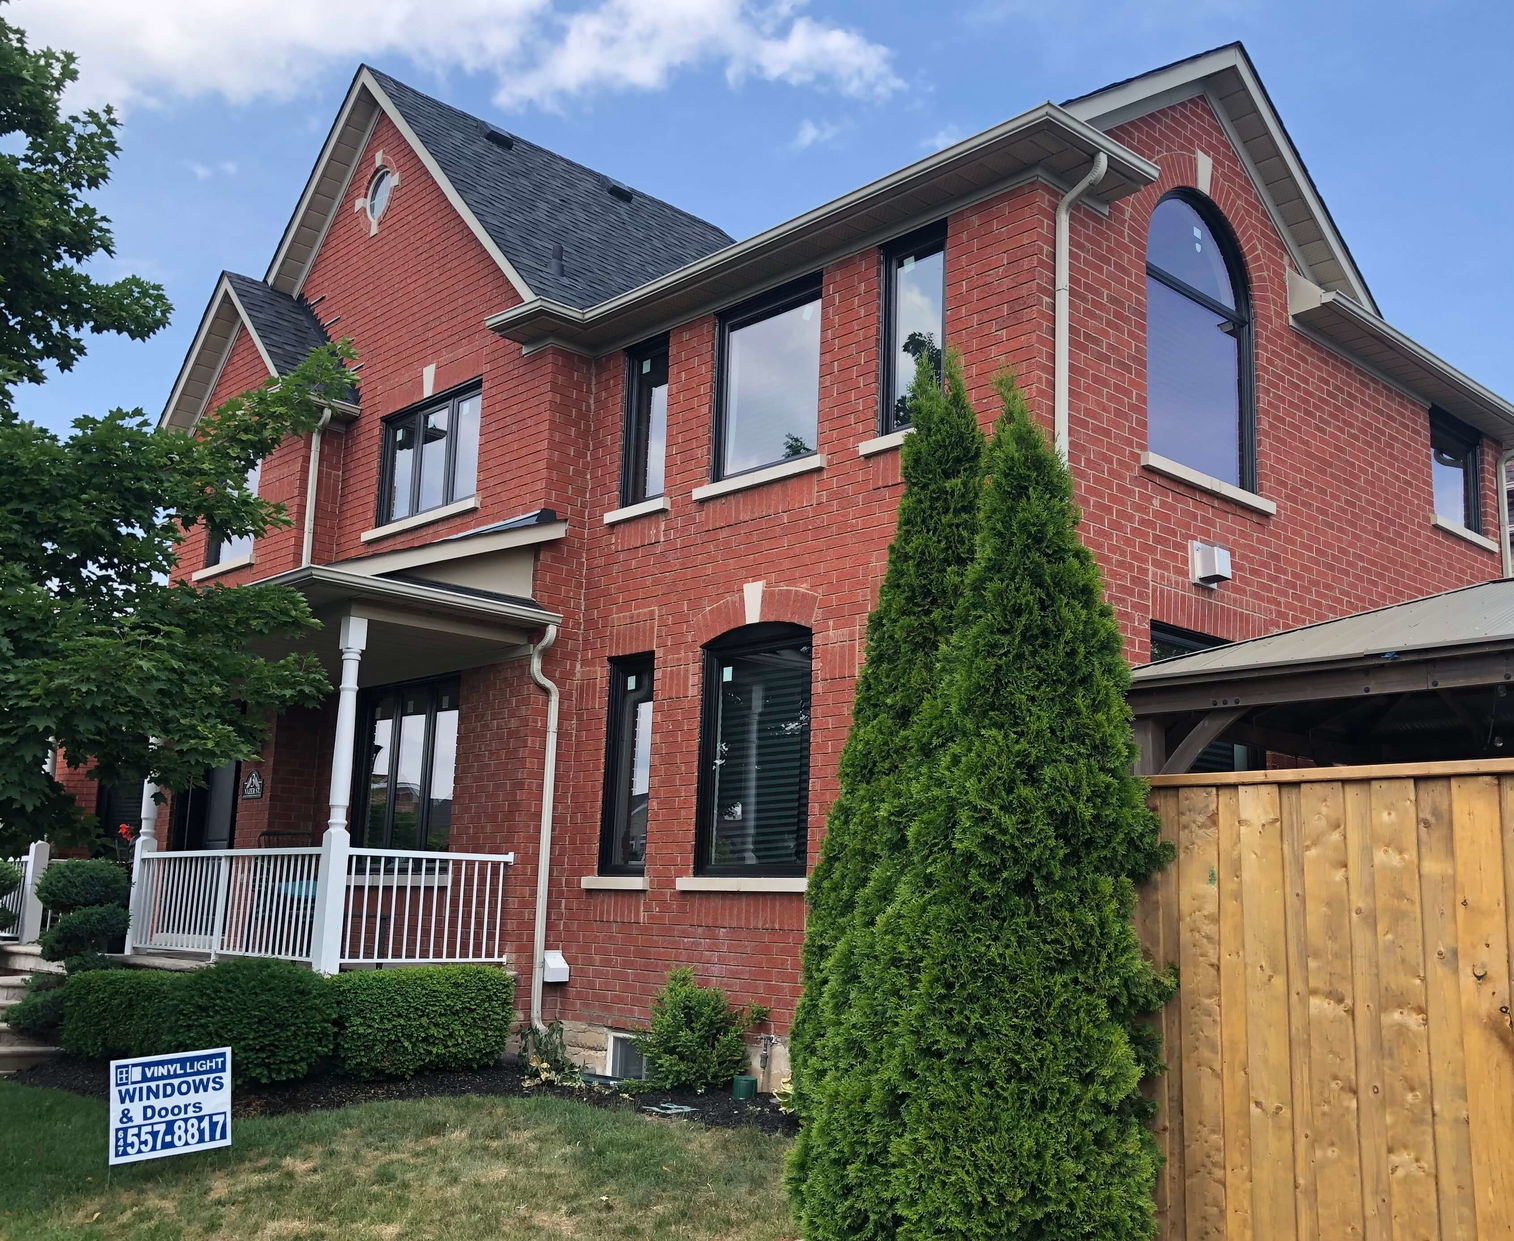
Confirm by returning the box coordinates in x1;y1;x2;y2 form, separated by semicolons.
1432;513;1498;553
580;874;649;891
602;497;670;525
857;428;912;457
1140;452;1277;516
190;553;254;582
674;875;807;893
691;455;826;502
360;495;479;543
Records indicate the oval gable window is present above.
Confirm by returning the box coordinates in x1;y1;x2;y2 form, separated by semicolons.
1145;192;1253;490
366;167;393;223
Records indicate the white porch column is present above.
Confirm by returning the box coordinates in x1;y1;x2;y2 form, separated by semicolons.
123;762;161;956
325;613;369;835
16;839;50;945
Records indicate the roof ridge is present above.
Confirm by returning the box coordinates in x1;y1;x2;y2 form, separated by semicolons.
361;65;732;244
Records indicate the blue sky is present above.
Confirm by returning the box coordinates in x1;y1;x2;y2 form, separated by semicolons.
12;0;1513;436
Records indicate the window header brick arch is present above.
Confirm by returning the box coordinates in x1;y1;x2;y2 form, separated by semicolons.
691;583;820;646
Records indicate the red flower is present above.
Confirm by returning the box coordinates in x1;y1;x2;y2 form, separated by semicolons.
117;823;134;840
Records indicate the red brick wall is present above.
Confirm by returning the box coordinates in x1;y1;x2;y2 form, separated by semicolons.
135;89;1501;1039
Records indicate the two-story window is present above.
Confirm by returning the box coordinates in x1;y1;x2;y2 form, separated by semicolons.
379;382;482;525
206;461;261;568
1429;408;1482;534
881;224;946;433
1145;192;1255;490
620;339;669;506
600;655;654;874
715;277;822;480
357;678;459;851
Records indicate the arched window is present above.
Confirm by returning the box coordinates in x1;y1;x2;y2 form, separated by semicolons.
696;622;812;877
1145;192;1254;490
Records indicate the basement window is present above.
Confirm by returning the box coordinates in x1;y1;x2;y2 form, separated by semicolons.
378;381;482;525
605;1031;647;1080
1430;408;1481;534
715;276;822;481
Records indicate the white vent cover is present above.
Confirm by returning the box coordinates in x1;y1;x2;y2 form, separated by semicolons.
1190;541;1233;588
542;950;570;983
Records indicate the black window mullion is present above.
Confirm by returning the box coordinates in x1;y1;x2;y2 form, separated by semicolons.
1146;263;1244;324
440;394;458;508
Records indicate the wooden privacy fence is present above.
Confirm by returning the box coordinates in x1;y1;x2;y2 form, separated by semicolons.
1141;760;1514;1240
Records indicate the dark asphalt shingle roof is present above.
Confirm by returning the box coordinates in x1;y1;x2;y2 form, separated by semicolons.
367;68;734;310
223;271;331;375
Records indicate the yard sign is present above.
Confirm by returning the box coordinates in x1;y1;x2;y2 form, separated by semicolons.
108;1048;232;1165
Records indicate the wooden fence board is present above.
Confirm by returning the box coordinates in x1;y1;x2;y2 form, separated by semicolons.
1146;760;1514;1240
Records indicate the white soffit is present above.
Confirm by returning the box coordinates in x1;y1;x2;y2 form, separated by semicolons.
158;276;275;430
1063;43;1379;315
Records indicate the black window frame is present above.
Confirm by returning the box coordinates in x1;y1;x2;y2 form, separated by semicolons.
375;379;482;527
1145;190;1257;493
880;222;947;435
619;337;670;507
712;274;824;484
694;622;813;878
204;459;262;569
1429;407;1482;534
598;653;654;876
352;675;461;852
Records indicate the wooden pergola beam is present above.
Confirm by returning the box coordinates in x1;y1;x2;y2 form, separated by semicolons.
1159;706;1247;775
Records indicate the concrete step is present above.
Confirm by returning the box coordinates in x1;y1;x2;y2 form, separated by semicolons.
0;1042;60;1072
0;944;62;976
0;976;30;1006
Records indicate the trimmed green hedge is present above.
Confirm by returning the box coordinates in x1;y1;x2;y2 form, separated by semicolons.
35;859;130;913
7;974;66;1041
331;965;515;1080
40;904;129;962
173;957;336;1086
61;970;179;1060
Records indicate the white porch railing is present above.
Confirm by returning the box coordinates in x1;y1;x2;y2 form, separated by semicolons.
127;832;515;972
1;841;51;944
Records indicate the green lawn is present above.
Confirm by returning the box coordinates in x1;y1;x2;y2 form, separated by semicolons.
0;1082;797;1240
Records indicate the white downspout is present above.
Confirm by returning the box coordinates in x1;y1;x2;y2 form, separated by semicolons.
1499;448;1514;578
301;409;331;567
1053;151;1108;460
527;623;561;1031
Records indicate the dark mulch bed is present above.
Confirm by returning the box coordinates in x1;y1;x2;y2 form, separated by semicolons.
12;1055;799;1137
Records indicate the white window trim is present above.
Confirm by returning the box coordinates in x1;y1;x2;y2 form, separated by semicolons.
604;1030;647;1079
580;874;649;891
674;875;807;893
360;495;479;543
603;496;670;525
190;553;254;582
858;427;912;457
1431;512;1498;553
1140;452;1277;516
692;454;826;502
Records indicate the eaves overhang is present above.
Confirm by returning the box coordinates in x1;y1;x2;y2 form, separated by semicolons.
260;564;562;630
1288;271;1514;438
486;104;1158;353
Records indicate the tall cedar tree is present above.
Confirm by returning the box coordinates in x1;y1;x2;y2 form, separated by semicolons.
797;374;1172;1240
787;348;983;1125
0;12;357;853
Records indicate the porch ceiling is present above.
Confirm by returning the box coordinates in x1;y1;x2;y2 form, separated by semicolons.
256;565;560;686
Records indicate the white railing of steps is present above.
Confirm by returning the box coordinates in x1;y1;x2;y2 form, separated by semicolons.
128;831;515;972
1;841;51;944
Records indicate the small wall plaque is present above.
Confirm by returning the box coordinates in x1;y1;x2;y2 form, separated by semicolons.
241;771;265;800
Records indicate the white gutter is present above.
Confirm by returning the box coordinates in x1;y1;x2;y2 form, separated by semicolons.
300;409;331;567
1053;151;1108;459
527;623;561;1031
1500;448;1514;578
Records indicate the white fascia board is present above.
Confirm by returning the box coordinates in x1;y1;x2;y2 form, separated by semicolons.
338;518;569;576
1062;44;1377;315
265;564;563;628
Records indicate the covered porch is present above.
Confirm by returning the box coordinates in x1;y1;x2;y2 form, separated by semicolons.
1132;579;1514;774
126;565;562;973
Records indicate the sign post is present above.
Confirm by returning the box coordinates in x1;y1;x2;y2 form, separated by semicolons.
108;1048;232;1165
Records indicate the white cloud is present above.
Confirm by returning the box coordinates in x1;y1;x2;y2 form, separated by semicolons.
187;159;238;180
790;117;847;149
9;0;901;112
921;125;967;152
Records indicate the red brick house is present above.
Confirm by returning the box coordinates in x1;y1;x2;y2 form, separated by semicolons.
71;43;1514;1077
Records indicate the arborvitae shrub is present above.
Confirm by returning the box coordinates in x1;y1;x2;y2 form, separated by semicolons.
39;903;128;961
796;374;1172;1241
634;968;758;1091
331;965;515;1080
35;859;130;913
171;957;335;1085
789;350;984;1124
